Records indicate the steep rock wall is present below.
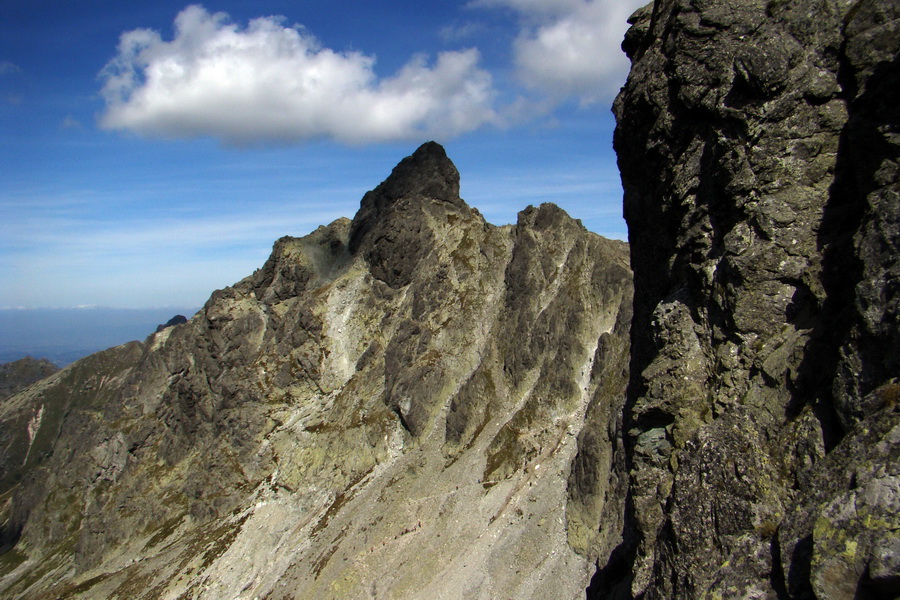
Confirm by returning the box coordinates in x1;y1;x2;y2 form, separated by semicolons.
599;1;899;598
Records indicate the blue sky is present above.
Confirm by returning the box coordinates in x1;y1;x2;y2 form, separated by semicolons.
1;0;645;309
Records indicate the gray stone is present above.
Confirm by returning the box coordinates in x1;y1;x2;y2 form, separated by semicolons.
592;0;900;597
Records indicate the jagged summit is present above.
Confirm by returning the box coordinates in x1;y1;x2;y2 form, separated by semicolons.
349;142;466;257
349;141;477;287
251;143;471;297
371;140;462;207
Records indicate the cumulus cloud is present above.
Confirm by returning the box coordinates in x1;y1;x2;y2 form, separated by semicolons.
475;0;646;104
98;5;498;145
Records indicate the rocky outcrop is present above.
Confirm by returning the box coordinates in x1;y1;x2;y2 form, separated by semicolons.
0;358;58;402
0;345;144;556
0;143;632;599
155;315;187;333
594;0;899;598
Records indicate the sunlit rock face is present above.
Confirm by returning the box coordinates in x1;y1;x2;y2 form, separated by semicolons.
599;0;899;598
0;141;633;600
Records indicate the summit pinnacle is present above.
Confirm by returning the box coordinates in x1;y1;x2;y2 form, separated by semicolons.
349;142;472;287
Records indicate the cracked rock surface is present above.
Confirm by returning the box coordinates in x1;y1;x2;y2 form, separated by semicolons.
597;0;899;598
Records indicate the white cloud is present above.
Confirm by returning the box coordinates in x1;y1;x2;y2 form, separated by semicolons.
476;0;647;104
98;5;498;146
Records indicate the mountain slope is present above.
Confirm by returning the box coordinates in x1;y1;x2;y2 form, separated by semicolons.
0;142;633;600
0;358;59;402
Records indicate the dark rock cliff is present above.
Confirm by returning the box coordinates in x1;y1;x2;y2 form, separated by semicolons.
593;0;899;598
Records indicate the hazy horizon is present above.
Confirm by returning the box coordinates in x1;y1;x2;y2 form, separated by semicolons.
0;306;201;366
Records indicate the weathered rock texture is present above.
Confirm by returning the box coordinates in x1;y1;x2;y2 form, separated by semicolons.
0;357;58;402
155;315;188;333
0;142;632;599
596;0;899;598
3;2;896;596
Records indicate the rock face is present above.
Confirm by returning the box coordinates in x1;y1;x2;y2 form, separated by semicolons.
155;315;188;333
0;142;632;599
0;358;58;402
596;0;900;598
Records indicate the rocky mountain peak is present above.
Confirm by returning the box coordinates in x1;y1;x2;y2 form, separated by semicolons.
0;141;633;600
374;140;461;207
352;142;468;236
350;142;464;242
349;141;475;287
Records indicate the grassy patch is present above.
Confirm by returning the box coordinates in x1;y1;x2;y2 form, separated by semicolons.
0;546;27;576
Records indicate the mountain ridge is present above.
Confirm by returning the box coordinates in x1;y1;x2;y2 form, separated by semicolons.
0;142;633;600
